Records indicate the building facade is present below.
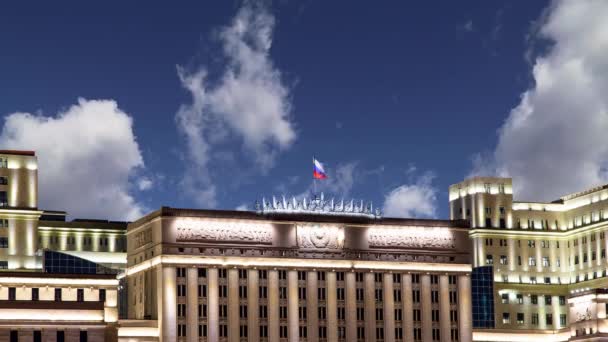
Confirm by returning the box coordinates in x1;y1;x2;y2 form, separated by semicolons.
0;150;127;342
450;177;608;341
119;203;474;342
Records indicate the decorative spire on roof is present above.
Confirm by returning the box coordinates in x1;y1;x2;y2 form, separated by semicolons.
255;193;381;219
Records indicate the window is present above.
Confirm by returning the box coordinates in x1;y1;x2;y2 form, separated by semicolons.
559;296;566;305
0;177;7;185
10;331;17;342
32;288;39;301
99;289;106;302
8;287;15;300
502;312;510;324
542;257;550;267
532;313;539;325
500;255;508;265
560;314;567;326
0;191;7;206
77;289;84;302
501;293;509;304
545;295;552;305
516;294;523;304
0;237;8;248
531;295;538;304
484;183;491;193
486;255;493;265
546;314;553;325
529;257;536;266
517;313;524;324
57;331;65;342
79;331;87;342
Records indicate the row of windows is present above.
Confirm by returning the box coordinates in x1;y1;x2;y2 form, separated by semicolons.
484;236;606;248
502;312;567;326
6;287;105;302
176;268;455;285
487;251;608;268
177;322;460;341
9;330;88;342
500;294;566;305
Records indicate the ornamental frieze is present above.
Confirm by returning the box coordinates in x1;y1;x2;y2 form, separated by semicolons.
367;226;455;249
176;219;273;244
297;224;344;249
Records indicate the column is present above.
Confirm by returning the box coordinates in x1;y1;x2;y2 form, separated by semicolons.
248;269;259;342
327;271;338;342
421;274;432;342
458;275;472;342
288;270;299;342
402;274;414;342
268;270;280;342
364;272;376;342
160;266;177;342
439;275;451;342
345;272;357;341
208;268;219;342
228;268;239;342
383;273;395;342
186;267;199;342
306;271;318;341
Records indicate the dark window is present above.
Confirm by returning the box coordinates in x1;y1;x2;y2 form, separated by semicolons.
99;289;106;302
500;219;506;228
0;191;7;207
57;331;65;342
55;288;62;301
485;218;492;227
10;330;17;342
471;266;495;329
80;331;87;342
33;331;41;342
0;237;8;248
8;287;15;300
32;288;39;301
0;177;7;185
77;289;84;302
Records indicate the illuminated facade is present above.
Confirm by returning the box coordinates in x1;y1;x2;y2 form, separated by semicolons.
119;206;474;342
0;150;126;341
450;177;608;341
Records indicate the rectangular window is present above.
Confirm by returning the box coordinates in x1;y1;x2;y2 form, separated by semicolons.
77;289;84;302
0;177;7;185
502;312;510;324
8;287;15;300
0;237;8;248
0;192;7;207
99;289;106;302
79;331;87;342
32;288;39;301
55;288;62;301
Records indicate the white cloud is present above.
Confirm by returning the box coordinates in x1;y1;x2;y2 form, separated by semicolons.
383;172;437;218
471;0;608;202
0;98;146;220
137;177;153;191
176;2;295;207
235;203;249;211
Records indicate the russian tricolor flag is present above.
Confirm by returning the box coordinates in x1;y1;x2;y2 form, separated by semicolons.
313;158;328;179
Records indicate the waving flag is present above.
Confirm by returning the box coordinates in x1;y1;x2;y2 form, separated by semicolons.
313;158;328;179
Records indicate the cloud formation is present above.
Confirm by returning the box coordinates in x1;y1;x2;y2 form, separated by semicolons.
471;0;608;202
176;2;296;207
0;98;146;220
383;172;437;218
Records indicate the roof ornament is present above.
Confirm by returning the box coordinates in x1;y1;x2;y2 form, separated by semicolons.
255;193;381;219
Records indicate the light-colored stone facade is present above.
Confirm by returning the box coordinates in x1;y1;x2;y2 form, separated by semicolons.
120;208;474;342
451;177;608;341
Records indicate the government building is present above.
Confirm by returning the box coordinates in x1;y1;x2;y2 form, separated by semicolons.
451;177;608;341
3;148;608;342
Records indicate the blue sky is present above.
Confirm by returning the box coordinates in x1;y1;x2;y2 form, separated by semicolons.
2;1;607;221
